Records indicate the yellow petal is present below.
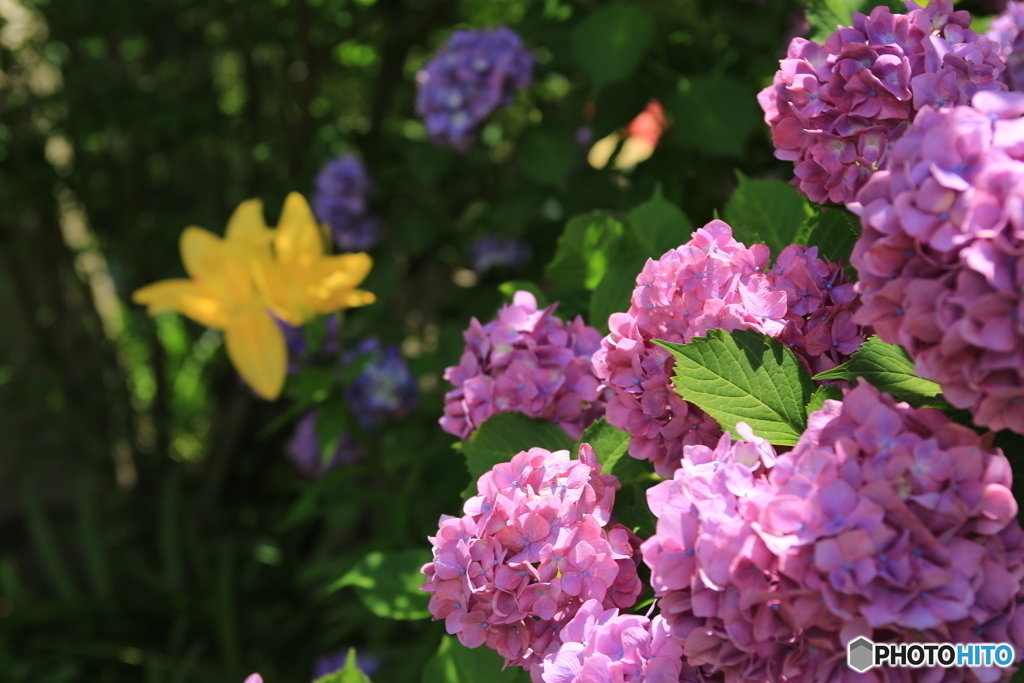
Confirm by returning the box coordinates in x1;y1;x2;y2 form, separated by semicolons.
225;199;272;252
132;280;230;328
224;309;287;400
274;192;323;264
314;286;376;315
179;227;225;280
250;257;307;326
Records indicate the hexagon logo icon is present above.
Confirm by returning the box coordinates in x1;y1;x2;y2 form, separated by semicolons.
847;637;875;673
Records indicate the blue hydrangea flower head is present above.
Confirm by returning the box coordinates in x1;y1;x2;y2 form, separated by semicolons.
343;337;418;430
471;235;531;274
312;154;383;252
416;26;533;151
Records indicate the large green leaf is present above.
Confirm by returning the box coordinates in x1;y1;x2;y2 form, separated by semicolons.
570;4;655;93
588;257;643;334
654;329;815;446
460;412;576;497
722;171;812;256
546;212;631;291
329;549;431;620
626;185;693;257
812;336;950;409
422;636;531;683
671;76;762;157
576;418;631;476
314;648;373;683
805;385;843;417
794;207;861;266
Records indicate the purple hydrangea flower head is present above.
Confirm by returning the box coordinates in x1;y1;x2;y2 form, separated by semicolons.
416;27;533;151
538;600;685;683
592;219;863;477
471;235;532;274
343;337;417;430
441;291;607;441
311;649;382;681
989;2;1024;92
850;91;1024;434
287;411;363;478
312;154;383;253
758;0;1005;204
421;445;643;678
641;384;1024;683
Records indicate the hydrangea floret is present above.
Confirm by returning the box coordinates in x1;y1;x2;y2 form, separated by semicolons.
421;445;643;678
592;220;861;477
988;2;1024;92
758;0;1005;204
440;291;606;441
312;154;383;253
641;383;1024;683
415;27;533;151
538;599;686;683
850;91;1024;434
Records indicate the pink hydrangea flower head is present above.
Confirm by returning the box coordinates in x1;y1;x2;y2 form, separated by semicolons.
851;91;1024;434
422;445;643;678
440;291;608;441
592;220;864;476
988;1;1024;92
759;0;1005;204
538;599;684;683
641;387;1024;682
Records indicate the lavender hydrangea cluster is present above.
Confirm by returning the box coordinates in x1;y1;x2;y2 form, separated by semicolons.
538;600;685;683
287;337;416;477
420;445;643;677
312;154;382;253
592;220;862;477
989;2;1024;92
415;27;533;151
758;0;1005;204
440;291;606;441
641;383;1024;683
851;92;1024;434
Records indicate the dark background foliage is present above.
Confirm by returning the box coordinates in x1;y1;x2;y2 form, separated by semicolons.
0;0;1007;681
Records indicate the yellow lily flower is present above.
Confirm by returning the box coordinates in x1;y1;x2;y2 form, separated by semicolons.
252;192;376;327
132;200;287;400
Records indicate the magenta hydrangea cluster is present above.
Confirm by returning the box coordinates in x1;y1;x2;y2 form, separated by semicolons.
592;220;861;477
850;92;1024;434
415;27;533;151
758;0;1005;205
989;2;1024;92
440;291;607;441
538;599;686;683
641;383;1024;683
421;445;643;677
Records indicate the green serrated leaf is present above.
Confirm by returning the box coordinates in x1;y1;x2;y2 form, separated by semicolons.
671;76;762;157
422;636;531;683
613;481;657;539
460;412;576;498
722;171;812;256
570;4;655;93
654;329;815;445
794;207;861;267
626;185;693;257
576;418;631;475
546;212;631;291
314;648;373;683
812;336;950;409
329;550;431;620
806;385;843;417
